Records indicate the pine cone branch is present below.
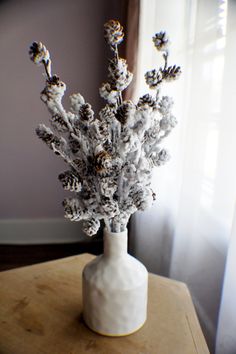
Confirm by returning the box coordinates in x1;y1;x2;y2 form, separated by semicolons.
29;21;181;235
69;93;85;114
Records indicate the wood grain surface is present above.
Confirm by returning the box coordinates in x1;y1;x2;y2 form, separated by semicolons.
0;254;209;354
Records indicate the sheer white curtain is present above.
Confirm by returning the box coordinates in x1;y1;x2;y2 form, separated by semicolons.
130;0;236;352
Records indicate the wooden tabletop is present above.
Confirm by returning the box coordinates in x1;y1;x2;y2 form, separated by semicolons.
0;254;209;354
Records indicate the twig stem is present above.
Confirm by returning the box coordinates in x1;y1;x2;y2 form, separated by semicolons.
43;60;51;80
114;45;123;106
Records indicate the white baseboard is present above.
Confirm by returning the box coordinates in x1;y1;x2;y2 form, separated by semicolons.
0;218;92;245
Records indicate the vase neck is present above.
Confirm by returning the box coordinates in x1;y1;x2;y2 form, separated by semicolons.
103;228;128;257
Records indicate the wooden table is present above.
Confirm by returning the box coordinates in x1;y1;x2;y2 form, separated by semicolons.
0;254;209;354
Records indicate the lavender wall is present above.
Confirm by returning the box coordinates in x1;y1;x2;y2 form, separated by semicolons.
0;0;125;221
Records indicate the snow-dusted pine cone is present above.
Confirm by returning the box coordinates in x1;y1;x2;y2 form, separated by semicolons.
36;124;57;147
116;101;135;125
99;83;119;105
137;94;157;110
99;177;117;197
161;65;181;81
94;149;112;173
130;186;153;211
145;69;162;89
160;115;177;131
99;105;116;122
79;103;94;122
73;158;86;173
152;32;169;52
63;198;87;221
100;196;119;217
104;19;124;47
83;218;100;236
51;113;69;133
108;58;133;91
41;75;66;103
68;134;81;154
58;170;81;192
157;149;170;165
158;96;174;115
29;41;50;65
96;119;109;138
151;148;170;166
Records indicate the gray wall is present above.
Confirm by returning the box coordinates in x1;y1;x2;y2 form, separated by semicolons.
0;0;125;228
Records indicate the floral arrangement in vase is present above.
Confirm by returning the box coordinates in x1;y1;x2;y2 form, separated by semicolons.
29;19;181;338
29;20;181;237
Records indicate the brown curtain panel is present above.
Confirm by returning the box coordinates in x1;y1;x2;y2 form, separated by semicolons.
123;0;140;100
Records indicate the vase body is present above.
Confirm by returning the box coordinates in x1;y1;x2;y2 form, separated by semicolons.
82;228;148;336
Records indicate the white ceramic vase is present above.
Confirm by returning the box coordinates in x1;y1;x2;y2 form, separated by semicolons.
82;228;148;336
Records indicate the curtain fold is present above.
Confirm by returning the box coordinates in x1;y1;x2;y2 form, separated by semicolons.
216;203;236;354
123;0;140;100
130;0;236;352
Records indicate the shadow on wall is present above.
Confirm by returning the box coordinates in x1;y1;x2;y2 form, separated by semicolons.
129;207;175;277
130;205;227;353
188;242;226;354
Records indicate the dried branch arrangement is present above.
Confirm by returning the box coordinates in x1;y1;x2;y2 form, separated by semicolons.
29;20;181;236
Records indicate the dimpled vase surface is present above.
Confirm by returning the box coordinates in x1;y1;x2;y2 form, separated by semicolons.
82;228;148;336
